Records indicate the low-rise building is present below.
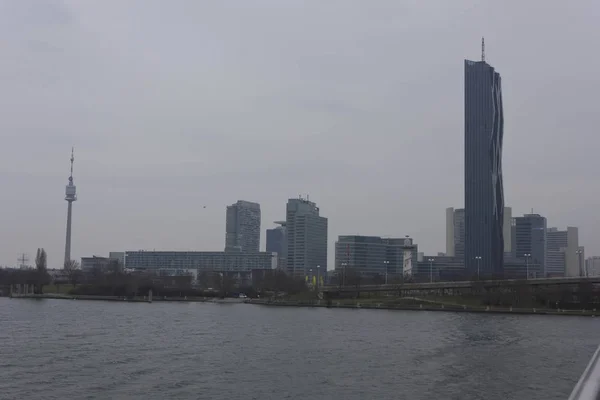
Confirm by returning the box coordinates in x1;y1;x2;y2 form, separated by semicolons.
80;256;120;272
124;251;276;273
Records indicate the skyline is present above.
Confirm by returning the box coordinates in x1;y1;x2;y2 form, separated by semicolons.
0;1;599;268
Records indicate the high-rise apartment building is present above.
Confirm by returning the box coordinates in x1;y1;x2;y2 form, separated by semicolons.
514;214;547;278
266;221;286;270
464;46;505;278
546;227;579;277
225;200;261;253
285;197;327;278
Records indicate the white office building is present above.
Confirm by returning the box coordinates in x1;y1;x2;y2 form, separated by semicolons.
546;227;579;277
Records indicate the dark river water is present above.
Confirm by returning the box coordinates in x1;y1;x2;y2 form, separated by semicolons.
0;298;598;400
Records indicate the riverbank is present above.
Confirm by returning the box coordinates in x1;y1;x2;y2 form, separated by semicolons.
245;299;600;317
9;294;599;316
8;293;246;304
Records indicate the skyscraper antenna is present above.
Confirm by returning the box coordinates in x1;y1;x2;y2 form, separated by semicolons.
481;37;485;62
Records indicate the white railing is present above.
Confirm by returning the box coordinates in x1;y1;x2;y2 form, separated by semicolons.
569;345;600;400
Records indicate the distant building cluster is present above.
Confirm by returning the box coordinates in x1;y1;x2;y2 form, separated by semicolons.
67;42;597;285
79;196;328;287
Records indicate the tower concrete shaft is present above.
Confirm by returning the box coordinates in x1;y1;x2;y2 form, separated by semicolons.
64;201;73;265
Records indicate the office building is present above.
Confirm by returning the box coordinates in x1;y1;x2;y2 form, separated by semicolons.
446;208;465;259
416;255;464;282
514;213;547;278
546;227;579;277
125;250;276;273
335;235;418;279
225;200;261;252
286;197;328;278
503;207;512;255
464;43;505;278
81;256;120;272
266;221;286;270
586;257;600;277
510;217;517;258
336;236;388;277
447;206;511;262
109;252;125;267
446;208;454;257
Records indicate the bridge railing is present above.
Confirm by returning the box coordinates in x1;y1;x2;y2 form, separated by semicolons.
568;345;600;400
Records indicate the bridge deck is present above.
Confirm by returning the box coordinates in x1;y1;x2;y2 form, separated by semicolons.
323;277;600;293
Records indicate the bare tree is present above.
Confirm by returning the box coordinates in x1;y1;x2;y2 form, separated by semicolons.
64;259;82;287
35;248;50;293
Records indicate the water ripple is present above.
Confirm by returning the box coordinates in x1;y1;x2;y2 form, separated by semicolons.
0;298;598;399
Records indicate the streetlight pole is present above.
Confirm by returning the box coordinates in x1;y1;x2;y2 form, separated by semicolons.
475;256;482;280
383;260;389;284
524;253;531;280
428;258;434;283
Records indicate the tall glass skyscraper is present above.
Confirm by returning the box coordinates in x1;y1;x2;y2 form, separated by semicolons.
464;56;504;278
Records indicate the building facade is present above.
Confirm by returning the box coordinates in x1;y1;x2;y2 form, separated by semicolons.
464;57;505;278
586;257;600;277
125;250;276;273
334;235;418;279
416;256;464;282
446;208;465;259
266;221;286;270
109;252;125;267
225;200;261;252
80;256;120;272
546;227;579;277
447;207;512;263
503;207;512;255
285;197;328;278
514;213;547;278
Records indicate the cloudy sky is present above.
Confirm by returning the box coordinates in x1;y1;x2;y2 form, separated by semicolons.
0;0;598;269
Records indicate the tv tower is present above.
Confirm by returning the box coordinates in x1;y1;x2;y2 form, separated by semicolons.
64;147;77;266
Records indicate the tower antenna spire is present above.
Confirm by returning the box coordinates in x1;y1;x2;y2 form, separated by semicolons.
69;147;74;182
481;37;485;62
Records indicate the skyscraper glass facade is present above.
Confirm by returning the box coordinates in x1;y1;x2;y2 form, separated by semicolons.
464;59;504;277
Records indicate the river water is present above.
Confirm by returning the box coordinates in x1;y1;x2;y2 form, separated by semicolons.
0;298;598;400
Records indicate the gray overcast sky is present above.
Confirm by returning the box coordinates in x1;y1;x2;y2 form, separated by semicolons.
0;0;598;269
